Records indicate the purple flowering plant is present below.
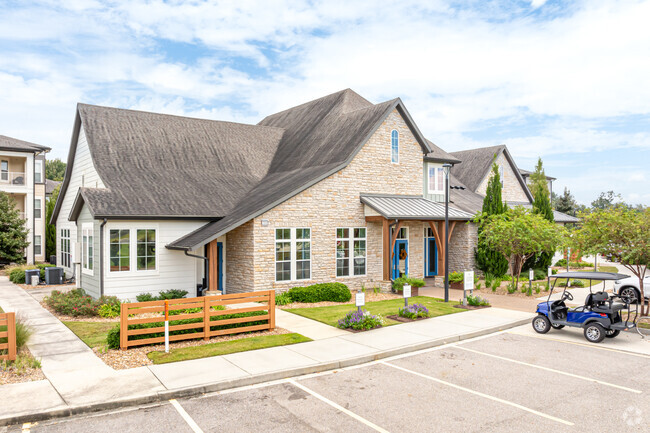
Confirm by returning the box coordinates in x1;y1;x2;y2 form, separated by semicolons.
398;303;430;320
337;309;383;330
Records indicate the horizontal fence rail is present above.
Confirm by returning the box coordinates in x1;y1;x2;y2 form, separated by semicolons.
0;312;17;361
120;290;276;350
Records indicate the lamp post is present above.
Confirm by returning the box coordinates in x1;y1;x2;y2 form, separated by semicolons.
443;163;452;303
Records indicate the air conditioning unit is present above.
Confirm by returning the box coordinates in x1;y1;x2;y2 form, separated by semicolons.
45;267;63;285
25;269;40;285
72;242;81;264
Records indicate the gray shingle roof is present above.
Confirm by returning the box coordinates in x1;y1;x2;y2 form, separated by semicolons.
0;135;50;153
168;91;434;249
45;179;61;195
507;202;580;223
360;194;475;220
424;139;461;164
519;168;556;181
449;145;505;192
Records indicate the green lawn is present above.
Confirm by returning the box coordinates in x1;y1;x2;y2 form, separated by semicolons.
285;296;463;327
148;333;311;364
63;321;116;348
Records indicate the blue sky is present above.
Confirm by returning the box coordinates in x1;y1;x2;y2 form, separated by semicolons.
1;0;649;205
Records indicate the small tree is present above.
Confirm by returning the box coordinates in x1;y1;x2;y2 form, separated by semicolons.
0;191;30;263
554;187;577;215
478;206;566;290
525;158;555;270
574;207;649;315
591;190;625;210
475;164;509;277
45;184;60;260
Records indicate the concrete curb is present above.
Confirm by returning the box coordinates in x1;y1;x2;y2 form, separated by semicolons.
0;317;531;427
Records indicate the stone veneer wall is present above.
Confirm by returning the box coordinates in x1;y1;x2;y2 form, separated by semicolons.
225;220;255;293
447;222;478;274
224;109;426;293
476;152;529;203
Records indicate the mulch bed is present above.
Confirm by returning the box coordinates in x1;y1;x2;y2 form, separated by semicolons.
18;283;76;291
453;304;491;310
386;314;430;323
0;348;45;385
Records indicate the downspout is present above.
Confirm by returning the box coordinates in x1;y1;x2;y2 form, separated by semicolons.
184;249;209;295
99;218;107;297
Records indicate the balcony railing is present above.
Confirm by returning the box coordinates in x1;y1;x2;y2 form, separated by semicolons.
0;172;26;185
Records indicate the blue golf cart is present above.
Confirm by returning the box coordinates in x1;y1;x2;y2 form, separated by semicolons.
532;272;640;343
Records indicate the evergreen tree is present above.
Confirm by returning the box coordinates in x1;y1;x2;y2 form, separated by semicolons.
525;158;554;270
45;185;60;260
0;191;29;263
554;187;577;215
475;164;509;277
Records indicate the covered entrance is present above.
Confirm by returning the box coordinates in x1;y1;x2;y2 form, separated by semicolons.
205;239;224;295
361;194;474;281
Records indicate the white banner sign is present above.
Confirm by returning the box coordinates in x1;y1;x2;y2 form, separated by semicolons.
355;292;365;307
463;270;474;291
529;269;535;281
403;284;411;298
548;267;552;277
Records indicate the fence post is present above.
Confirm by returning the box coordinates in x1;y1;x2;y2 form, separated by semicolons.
7;312;16;361
269;290;276;330
120;303;128;350
203;295;210;341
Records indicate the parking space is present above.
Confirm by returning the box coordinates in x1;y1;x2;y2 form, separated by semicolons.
11;330;649;433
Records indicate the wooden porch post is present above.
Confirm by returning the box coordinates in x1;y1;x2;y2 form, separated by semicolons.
207;240;219;292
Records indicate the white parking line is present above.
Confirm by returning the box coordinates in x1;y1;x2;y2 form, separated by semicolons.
507;331;650;358
288;379;391;433
169;399;204;433
455;346;642;393
22;423;36;433
380;361;574;426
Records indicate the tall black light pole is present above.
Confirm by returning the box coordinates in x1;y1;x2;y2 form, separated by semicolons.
443;163;452;303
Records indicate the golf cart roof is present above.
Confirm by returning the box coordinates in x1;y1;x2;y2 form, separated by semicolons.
549;272;629;281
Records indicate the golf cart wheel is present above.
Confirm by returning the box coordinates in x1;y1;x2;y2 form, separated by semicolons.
584;323;606;343
551;323;565;330
605;329;620;338
532;315;551;334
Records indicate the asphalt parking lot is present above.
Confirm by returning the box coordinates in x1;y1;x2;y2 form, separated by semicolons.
6;327;649;433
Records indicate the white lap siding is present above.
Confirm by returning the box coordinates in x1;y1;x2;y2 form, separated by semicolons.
102;220;206;301
77;206;100;298
56;126;105;277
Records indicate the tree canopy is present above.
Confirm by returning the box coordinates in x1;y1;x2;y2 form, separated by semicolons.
45;158;66;181
573;207;649;315
0;191;29;263
525;157;554;270
475;163;509;277
554;187;578;215
45;184;60;259
477;206;566;289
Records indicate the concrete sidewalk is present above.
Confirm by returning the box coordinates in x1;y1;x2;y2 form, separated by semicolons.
0;277;533;426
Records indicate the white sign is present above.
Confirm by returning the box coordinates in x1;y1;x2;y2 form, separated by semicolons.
403;284;411;298
548;267;552;277
463;270;474;291
355;292;365;307
529;269;534;281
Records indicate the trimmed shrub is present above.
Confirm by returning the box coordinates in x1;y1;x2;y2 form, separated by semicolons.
275;292;292;306
337;310;383;330
392;276;425;292
467;295;490;306
287;283;351;303
8;264;55;283
136;293;156;302
135;290;188;302
44;289;100;317
98;303;120;318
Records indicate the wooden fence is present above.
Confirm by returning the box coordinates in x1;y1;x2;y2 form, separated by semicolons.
0;312;17;361
120;290;275;350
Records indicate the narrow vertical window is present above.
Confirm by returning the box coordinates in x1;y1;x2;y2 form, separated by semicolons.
295;228;311;280
337;228;366;277
34;235;41;255
275;228;291;281
428;166;436;192
34;199;42;219
109;229;130;272
1;160;8;181
137;229;156;271
391;130;399;163
60;229;71;268
35;160;43;183
336;228;350;276
353;228;366;276
82;226;94;272
82;231;88;269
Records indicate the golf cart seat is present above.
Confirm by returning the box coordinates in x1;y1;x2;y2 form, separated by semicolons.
586;292;626;314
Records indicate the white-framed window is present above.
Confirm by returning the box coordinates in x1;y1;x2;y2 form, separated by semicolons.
35;160;43;183
34;198;42;219
109;229;130;272
391;227;408;240
60;229;71;268
391;130;399;163
34;235;41;255
136;229;156;271
275;228;311;282
428;165;445;194
1;160;7;181
336;228;366;277
82;225;93;274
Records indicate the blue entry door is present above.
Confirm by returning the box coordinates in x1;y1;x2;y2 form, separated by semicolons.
217;242;224;293
425;237;438;276
392;240;409;279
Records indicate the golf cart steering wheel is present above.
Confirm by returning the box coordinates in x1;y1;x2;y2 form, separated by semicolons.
562;291;574;301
